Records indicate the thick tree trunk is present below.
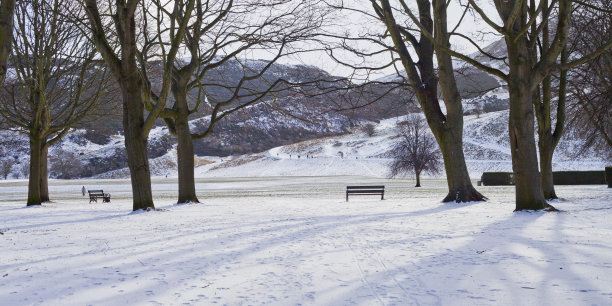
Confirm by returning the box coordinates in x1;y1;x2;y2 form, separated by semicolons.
538;135;557;199
507;41;550;210
40;145;49;202
433;17;484;203
27;136;43;206
121;84;154;211
175;111;199;204
415;172;421;187
436;129;484;202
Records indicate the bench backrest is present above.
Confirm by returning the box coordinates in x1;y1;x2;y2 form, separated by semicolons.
88;190;104;195
347;185;384;191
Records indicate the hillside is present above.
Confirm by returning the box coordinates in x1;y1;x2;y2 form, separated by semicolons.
186;109;608;179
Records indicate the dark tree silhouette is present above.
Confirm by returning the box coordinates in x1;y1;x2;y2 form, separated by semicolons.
389;115;441;187
0;159;11;179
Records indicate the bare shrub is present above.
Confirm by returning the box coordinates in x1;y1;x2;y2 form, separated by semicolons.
362;123;376;137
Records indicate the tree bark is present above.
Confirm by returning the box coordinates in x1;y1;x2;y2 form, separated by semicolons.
0;0;15;83
433;0;484;202
174;87;199;204
27;136;43;206
121;83;154;211
437;130;483;202
538;138;557;199
507;39;549;210
40;144;49;202
415;171;421;187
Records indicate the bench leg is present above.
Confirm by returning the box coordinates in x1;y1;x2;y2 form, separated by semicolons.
381;192;384;200
346;192;349;202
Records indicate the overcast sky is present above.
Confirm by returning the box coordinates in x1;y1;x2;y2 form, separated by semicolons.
274;0;502;79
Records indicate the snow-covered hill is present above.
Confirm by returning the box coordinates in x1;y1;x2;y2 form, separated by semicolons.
188;109;608;179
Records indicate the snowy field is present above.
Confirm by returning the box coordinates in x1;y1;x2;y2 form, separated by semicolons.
1;176;611;305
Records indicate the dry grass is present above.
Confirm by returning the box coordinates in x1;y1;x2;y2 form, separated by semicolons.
210;154;263;170
194;157;215;167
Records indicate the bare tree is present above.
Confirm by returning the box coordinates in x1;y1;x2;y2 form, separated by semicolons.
82;0;194;211
362;123;376;137
0;0;111;206
49;147;83;179
0;159;11;179
389;115;441;187
327;0;485;202
433;0;612;210
0;0;15;83
566;0;612;155
144;0;328;204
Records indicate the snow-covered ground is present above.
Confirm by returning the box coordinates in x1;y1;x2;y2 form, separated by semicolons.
1;177;611;305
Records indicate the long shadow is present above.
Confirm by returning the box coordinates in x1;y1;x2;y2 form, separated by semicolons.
1;200;475;304
319;207;612;305
9;193;609;305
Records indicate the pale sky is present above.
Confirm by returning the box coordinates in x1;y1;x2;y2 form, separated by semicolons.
274;0;502;79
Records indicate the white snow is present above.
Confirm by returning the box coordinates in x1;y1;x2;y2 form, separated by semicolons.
1;177;611;305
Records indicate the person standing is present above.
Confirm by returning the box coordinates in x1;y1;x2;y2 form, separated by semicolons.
82;186;86;197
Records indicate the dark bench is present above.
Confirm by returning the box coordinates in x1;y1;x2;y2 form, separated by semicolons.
88;190;111;203
346;185;385;202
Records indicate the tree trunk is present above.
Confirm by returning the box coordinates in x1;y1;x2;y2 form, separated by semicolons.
175;100;199;204
381;0;485;203
27;136;43;206
436;129;484;202
40;145;49;202
538;134;557;199
431;0;485;203
507;40;550;211
0;0;15;83
121;84;154;211
415;171;421;187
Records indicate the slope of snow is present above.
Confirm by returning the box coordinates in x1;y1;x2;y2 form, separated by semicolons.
193;111;609;179
1;177;611;305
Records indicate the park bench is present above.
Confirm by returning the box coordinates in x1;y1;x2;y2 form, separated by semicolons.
346;185;385;202
88;190;111;203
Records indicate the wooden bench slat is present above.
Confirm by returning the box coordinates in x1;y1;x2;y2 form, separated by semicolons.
346;186;385;189
346;190;384;194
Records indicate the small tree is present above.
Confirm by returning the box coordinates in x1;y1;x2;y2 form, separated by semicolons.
0;159;11;179
49;147;83;179
389;116;441;187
